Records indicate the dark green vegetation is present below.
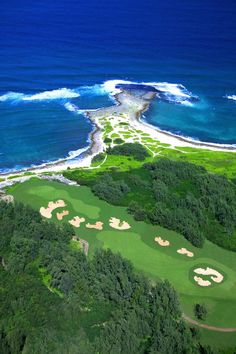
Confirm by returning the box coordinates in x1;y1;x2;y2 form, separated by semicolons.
113;137;124;144
0;201;206;354
91;152;106;164
92;174;130;204
194;304;208;321
65;158;236;251
9;178;236;350
107;142;150;161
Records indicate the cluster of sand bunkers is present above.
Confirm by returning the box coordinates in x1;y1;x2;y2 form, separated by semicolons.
154;236;194;257
193;267;224;287
154;237;224;287
39;200;131;231
40;200;224;288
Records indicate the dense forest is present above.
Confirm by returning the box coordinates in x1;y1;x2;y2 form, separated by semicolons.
0;201;217;354
65;147;236;251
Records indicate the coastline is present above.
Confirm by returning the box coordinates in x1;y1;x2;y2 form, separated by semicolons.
114;90;236;151
1;88;236;180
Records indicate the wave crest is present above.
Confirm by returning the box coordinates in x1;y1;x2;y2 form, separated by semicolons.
226;95;236;101
0;88;80;102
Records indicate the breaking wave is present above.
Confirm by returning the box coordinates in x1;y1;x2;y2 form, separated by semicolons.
0;88;80;102
226;95;236;101
102;79;199;105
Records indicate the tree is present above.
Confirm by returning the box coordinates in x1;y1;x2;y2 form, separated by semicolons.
107;143;150;161
194;304;208;321
92;174;130;204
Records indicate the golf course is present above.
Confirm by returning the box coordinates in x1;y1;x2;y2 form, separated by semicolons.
8;177;236;349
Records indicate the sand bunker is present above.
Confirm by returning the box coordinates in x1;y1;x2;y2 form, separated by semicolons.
154;236;170;247
109;217;131;230
194;276;211;287
56;210;69;220
69;216;85;228
40;200;66;219
194;267;224;284
177;247;194;257
86;221;104;231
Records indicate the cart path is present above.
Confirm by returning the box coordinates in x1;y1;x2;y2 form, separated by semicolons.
183;313;236;332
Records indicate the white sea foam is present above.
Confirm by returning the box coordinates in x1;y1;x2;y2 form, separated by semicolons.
226;95;236;101
23;88;80;101
102;79;198;105
0;92;25;102
67;146;89;159
63;102;88;115
64;102;79;112
0;88;80;102
102;80;133;95
180;100;194;107
0;84;109;104
78;84;108;96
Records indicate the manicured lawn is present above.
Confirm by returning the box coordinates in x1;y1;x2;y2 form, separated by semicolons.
9;178;236;349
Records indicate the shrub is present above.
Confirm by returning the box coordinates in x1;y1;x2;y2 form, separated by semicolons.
194;304;207;321
107;143;149;161
104;137;112;144
92;153;106;164
113;138;124;144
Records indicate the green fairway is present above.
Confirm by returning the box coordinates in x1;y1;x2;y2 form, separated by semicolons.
9;178;236;348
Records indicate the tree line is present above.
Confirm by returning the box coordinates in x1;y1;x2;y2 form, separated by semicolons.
77;155;236;250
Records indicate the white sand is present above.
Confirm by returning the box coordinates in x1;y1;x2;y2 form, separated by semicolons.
194;267;223;284
69;216;85;228
177;247;194;257
40;200;66;219
86;221;103;230
56;210;69;220
109;217;131;230
154;236;170;247
194;276;211;287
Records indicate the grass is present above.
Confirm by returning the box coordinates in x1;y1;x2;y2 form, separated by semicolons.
161;147;236;179
8;178;236;349
69;238;82;251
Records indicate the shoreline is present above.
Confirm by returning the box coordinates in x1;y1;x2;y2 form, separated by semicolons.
140;117;236;151
1;88;236;179
115;90;236;151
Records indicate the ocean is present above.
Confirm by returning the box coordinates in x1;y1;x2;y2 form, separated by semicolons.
0;0;236;172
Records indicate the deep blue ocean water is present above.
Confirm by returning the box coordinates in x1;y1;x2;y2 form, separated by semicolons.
0;0;236;172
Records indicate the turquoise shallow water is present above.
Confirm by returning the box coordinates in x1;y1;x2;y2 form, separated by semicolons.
0;0;236;172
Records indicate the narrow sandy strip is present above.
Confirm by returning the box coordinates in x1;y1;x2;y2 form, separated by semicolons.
182;313;236;332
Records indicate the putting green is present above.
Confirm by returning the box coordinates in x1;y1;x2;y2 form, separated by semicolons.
8;178;236;347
